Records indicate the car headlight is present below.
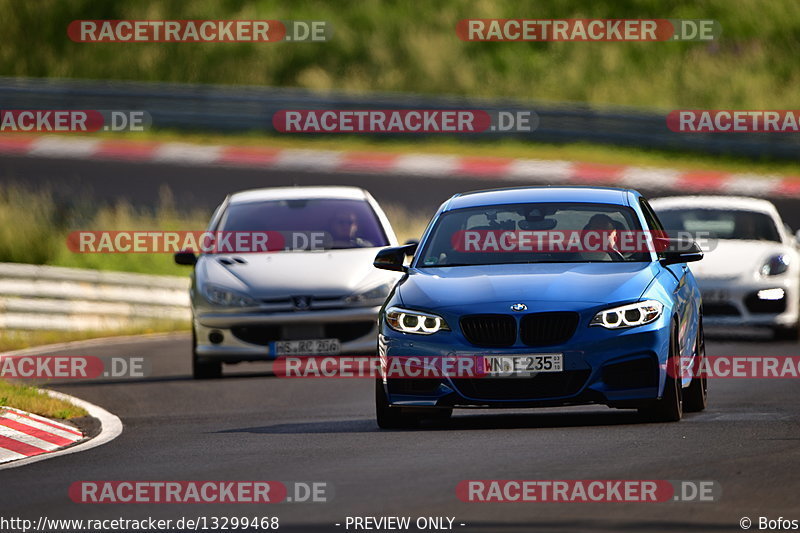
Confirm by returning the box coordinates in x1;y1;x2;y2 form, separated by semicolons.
345;282;393;305
590;300;664;329
760;254;790;277
385;307;450;335
202;283;257;307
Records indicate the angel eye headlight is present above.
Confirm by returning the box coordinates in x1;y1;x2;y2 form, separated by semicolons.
385;307;450;335
590;300;663;329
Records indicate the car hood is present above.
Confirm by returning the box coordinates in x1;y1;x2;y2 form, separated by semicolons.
197;248;396;299
690;240;790;280
398;262;660;310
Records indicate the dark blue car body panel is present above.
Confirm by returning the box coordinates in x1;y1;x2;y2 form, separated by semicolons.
378;187;702;409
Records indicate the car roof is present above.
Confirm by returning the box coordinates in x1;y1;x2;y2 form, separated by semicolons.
443;186;633;211
229;186;367;204
650;195;779;215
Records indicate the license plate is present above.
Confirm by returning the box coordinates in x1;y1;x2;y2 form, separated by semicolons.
272;339;341;356
483;354;563;376
702;289;730;303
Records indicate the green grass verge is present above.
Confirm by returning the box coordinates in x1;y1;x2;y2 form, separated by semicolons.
0;322;190;353
3;0;800;110
0;382;87;419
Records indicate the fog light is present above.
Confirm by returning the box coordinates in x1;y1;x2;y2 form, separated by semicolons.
757;288;785;301
208;330;224;344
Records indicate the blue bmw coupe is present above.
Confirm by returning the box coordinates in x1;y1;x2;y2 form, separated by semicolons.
373;186;706;428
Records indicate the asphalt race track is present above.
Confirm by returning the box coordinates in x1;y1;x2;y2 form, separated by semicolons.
1;332;799;532
2;154;800;532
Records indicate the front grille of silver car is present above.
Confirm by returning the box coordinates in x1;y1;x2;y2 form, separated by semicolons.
231;321;374;345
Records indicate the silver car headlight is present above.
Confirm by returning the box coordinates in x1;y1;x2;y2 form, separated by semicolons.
385;307;450;335
590;300;664;329
760;254;790;277
345;282;393;305
202;283;257;307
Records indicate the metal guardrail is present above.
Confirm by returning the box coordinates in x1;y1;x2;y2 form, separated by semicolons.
0;263;190;331
0;77;798;160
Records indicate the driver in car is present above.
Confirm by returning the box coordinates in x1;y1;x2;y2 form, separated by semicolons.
330;211;373;248
583;213;625;261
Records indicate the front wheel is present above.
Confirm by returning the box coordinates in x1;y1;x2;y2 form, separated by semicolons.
375;380;420;429
192;324;222;379
684;319;707;413
773;320;800;341
639;326;683;422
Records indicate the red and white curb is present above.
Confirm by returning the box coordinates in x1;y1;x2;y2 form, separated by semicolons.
1;134;798;198
0;388;122;470
0;407;84;463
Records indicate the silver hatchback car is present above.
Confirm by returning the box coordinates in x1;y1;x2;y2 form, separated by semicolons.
175;186;401;378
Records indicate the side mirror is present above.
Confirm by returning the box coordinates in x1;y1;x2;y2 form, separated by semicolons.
404;238;419;246
374;243;417;272
659;239;703;266
174;251;198;266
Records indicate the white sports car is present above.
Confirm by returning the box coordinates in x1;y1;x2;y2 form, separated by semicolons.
651;196;800;340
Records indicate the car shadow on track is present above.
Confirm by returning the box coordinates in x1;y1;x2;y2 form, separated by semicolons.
216;409;681;435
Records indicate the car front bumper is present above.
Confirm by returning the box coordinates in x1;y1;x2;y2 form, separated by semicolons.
379;318;673;409
194;305;381;362
697;276;798;328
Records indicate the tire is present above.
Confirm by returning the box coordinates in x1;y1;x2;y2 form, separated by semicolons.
773;320;800;341
683;319;708;413
192;324;222;379
639;325;683;422
375;379;420;429
428;408;453;421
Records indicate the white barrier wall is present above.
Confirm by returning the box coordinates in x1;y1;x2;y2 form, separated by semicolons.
0;263;191;331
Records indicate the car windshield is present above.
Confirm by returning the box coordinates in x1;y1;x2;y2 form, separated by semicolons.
416;202;650;267
217;198;389;249
656;208;781;242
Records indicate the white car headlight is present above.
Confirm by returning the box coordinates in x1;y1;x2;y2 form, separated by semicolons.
760;254;790;277
590;300;664;329
385;307;450;335
345;282;393;305
202;283;257;307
